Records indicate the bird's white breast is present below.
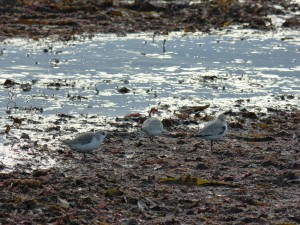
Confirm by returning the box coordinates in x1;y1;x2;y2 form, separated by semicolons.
142;117;163;136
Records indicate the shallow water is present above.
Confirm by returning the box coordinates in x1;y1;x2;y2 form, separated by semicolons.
1;30;299;116
0;29;300;170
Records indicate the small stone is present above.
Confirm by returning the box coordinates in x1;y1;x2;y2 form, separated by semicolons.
242;111;258;119
21;133;30;140
248;163;258;168
196;162;209;170
225;207;243;214
117;86;130;94
266;147;274;151
186;210;194;215
176;139;185;145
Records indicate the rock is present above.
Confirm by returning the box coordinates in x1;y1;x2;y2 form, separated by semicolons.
117;87;130;94
225;206;243;214
282;17;300;28
242;111;258;119
196;162;209;170
229;121;243;129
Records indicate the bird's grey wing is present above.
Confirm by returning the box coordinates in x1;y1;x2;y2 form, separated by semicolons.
71;132;94;145
196;124;226;137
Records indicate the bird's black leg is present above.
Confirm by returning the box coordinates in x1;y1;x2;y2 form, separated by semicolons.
90;152;99;161
82;153;86;160
211;140;213;151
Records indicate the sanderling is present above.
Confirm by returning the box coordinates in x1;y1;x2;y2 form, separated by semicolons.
194;114;227;151
141;117;163;142
62;130;106;159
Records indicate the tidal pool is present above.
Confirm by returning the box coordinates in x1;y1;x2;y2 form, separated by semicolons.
0;29;299;170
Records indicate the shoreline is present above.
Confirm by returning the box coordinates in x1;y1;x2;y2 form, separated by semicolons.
1;108;299;224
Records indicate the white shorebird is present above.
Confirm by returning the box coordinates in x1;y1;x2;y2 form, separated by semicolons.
194;114;227;151
63;130;106;159
142;117;164;142
141;108;163;142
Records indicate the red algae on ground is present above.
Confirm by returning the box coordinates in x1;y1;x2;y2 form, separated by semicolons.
1;0;300;40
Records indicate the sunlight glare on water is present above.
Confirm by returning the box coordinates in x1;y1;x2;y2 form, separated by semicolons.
0;30;299;119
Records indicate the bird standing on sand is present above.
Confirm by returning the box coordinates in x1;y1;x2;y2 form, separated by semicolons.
141;108;163;142
194;114;227;151
63;130;106;159
142;117;164;142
